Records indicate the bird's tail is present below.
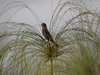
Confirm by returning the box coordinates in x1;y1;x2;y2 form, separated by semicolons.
52;40;58;47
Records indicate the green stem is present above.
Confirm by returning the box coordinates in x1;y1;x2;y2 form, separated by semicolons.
49;41;53;75
50;57;53;75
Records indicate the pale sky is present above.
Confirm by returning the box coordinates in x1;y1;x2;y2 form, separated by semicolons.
0;0;100;25
0;0;59;25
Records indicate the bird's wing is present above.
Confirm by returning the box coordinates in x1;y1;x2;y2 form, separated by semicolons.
43;29;52;37
42;29;53;40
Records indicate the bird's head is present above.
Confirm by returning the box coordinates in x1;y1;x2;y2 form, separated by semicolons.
41;23;47;28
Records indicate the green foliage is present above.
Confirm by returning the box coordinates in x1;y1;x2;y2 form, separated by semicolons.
0;0;100;75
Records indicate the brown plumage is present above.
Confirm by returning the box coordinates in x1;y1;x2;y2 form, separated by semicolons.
41;23;58;46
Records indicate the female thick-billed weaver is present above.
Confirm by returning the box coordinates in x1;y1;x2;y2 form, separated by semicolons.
41;23;58;46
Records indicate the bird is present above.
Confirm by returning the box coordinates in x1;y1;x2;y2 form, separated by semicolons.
41;23;58;46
